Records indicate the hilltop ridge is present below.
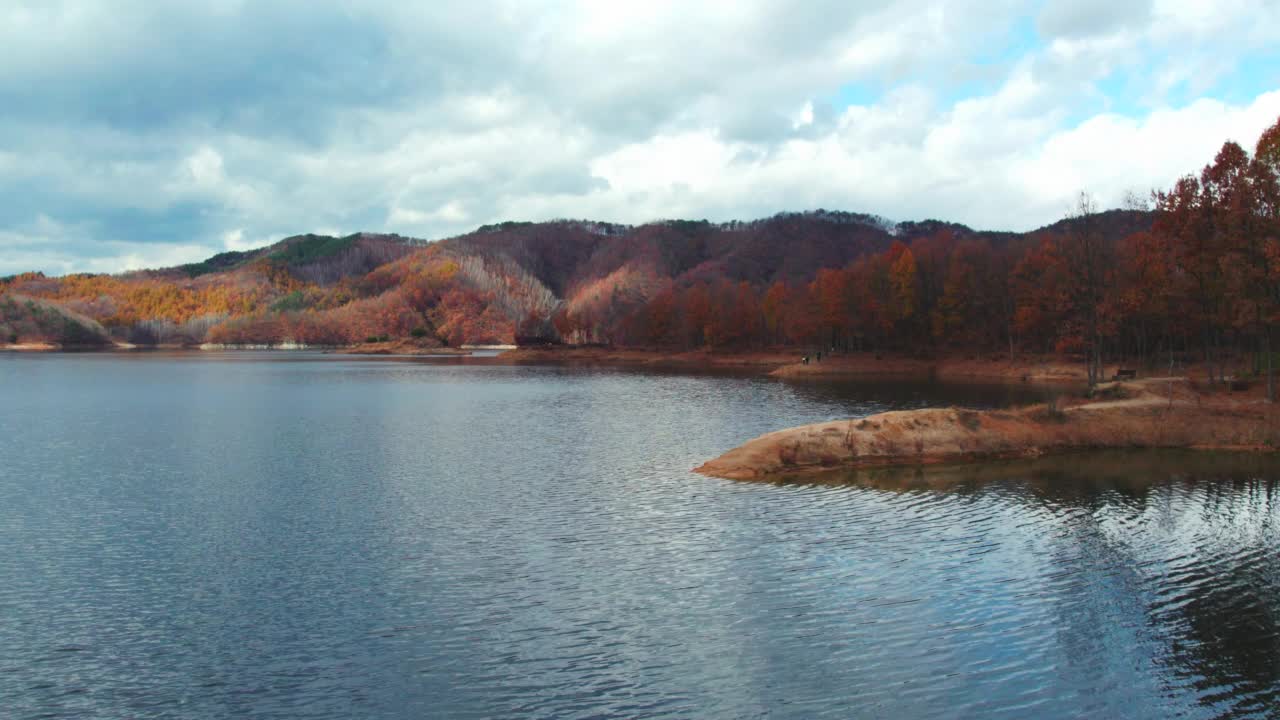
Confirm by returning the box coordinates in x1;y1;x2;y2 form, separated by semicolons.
0;208;1153;350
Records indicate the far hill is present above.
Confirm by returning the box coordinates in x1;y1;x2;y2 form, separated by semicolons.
5;115;1276;391
177;232;423;284
0;208;1152;350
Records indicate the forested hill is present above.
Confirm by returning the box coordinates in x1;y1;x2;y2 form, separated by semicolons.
0;207;1148;350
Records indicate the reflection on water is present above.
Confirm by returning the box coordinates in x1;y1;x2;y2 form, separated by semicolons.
779;450;1280;717
775;448;1280;493
0;354;1276;719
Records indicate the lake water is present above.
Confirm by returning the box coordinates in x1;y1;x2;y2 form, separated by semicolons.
1;353;1277;719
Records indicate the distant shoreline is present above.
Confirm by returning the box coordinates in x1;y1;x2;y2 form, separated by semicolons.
0;339;473;356
0;341;1112;386
490;346;1099;384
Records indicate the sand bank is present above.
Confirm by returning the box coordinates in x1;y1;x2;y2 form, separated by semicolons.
696;379;1279;480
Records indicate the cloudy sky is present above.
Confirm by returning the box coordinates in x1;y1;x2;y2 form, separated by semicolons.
3;0;1279;275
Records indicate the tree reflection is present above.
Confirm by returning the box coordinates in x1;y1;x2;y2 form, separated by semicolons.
768;450;1280;716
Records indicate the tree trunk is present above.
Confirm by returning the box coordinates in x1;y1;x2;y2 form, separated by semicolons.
1268;325;1275;403
1204;324;1215;385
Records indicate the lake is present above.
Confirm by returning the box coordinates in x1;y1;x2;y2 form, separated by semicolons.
1;352;1277;719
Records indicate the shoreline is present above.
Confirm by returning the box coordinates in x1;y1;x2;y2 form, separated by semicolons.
488;346;801;372
0;340;472;355
767;354;1090;384
695;378;1280;480
0;342;1126;387
0;341;1180;391
489;347;1101;384
330;339;472;356
0;341;116;352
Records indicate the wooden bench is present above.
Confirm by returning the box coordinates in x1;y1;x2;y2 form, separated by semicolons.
1113;368;1137;380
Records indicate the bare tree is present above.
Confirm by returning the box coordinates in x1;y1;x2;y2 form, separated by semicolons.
1062;192;1109;388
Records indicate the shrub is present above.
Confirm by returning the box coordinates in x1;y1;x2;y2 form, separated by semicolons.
409;326;428;338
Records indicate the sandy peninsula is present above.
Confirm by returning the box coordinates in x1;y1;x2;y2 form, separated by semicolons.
695;378;1280;480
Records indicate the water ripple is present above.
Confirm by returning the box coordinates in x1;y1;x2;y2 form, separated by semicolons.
0;355;1277;719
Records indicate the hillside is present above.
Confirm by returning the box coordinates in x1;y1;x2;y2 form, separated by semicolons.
0;293;113;348
0;209;1153;351
178;232;421;283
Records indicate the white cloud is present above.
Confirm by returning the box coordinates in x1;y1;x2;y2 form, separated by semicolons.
221;228;257;251
389;201;469;226
539;89;1280;232
1;0;1278;274
185;146;224;185
102;242;216;273
0;212;217;276
1019;91;1280;211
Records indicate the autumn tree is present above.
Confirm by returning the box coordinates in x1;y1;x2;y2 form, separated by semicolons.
1254;117;1280;399
887;242;921;341
761;281;789;345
